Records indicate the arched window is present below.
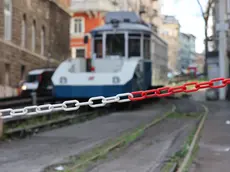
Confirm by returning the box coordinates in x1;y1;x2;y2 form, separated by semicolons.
21;14;26;47
40;26;45;55
32;20;36;52
4;0;12;40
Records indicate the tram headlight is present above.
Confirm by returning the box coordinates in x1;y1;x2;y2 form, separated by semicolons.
21;85;27;90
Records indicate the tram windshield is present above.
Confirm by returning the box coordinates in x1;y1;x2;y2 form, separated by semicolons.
106;34;125;57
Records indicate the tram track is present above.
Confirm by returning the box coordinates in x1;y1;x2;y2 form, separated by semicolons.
0;98;174;172
45;98;206;172
0;94;206;172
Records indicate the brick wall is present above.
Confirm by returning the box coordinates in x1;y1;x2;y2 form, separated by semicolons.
49;1;70;61
0;0;70;88
10;0;50;55
0;1;4;37
0;39;59;87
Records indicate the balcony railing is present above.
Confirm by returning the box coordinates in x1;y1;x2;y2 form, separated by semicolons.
70;0;116;12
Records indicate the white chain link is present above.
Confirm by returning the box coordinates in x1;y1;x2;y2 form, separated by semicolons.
0;93;134;119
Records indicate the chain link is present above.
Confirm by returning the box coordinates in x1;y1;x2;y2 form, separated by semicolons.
129;77;230;101
1;77;230;119
0;92;132;119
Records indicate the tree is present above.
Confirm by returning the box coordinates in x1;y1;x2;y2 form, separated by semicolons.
195;0;215;75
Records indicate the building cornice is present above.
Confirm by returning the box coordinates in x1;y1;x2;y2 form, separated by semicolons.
49;0;72;16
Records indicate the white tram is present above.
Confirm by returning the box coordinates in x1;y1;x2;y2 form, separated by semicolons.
52;11;168;99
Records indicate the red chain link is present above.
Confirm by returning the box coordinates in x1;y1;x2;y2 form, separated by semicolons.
129;77;230;101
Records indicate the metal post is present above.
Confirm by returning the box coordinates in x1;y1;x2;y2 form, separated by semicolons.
31;92;37;105
217;0;228;100
0;113;3;139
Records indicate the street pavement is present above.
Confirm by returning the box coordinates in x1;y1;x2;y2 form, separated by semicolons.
188;88;230;172
189;100;230;172
0;100;173;172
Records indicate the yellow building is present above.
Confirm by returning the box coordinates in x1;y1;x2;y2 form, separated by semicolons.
160;15;180;72
113;0;163;33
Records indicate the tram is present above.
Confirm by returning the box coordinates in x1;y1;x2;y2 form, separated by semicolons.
52;11;168;99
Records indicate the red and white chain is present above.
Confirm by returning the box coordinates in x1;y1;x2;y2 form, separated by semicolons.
129;77;230;101
0;93;133;119
0;77;229;120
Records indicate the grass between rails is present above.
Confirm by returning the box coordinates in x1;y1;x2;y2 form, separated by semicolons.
45;106;203;172
67;111;201;172
161;113;203;172
183;141;199;172
43;107;176;172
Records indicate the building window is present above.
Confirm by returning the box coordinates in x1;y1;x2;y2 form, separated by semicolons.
20;65;25;80
76;48;85;58
5;63;10;85
71;17;84;34
71;47;85;58
32;20;36;52
21;14;26;47
41;26;45;55
4;0;12;41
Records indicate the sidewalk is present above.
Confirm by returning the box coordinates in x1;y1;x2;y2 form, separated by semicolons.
190;100;230;172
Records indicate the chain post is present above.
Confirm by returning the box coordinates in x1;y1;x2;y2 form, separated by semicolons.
31;92;37;105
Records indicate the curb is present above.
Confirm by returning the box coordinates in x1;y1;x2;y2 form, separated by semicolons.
176;104;209;172
67;104;177;171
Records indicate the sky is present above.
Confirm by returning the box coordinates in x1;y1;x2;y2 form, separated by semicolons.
161;0;209;53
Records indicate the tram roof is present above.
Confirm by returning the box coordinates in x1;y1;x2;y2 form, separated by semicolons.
90;22;152;33
90;11;152;34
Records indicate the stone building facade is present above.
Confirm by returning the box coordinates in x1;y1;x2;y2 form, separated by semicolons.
0;0;70;89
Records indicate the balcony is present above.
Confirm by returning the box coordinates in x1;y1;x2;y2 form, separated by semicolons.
70;0;117;12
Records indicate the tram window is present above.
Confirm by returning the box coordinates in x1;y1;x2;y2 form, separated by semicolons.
94;39;102;58
128;39;140;57
94;34;102;38
129;33;141;37
144;34;151;39
128;33;141;57
144;39;150;59
106;34;125;56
